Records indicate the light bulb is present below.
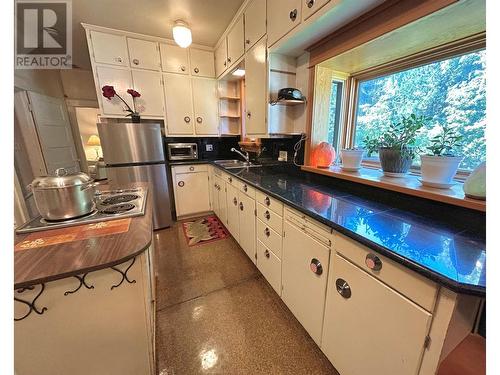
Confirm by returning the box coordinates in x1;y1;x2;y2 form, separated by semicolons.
173;20;192;48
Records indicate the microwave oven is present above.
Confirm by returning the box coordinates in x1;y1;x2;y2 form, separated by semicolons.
167;143;198;160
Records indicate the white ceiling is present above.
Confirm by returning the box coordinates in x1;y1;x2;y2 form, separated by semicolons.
71;0;245;69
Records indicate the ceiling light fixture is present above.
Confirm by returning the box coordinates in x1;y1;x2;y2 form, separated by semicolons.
172;20;192;48
232;68;245;77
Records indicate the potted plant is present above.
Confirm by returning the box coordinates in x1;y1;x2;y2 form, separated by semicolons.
420;125;463;188
364;114;427;177
340;148;365;171
101;86;142;123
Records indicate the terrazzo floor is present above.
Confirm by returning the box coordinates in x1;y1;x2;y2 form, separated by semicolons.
153;221;339;375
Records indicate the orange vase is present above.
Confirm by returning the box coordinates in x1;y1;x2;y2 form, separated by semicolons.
312;142;336;168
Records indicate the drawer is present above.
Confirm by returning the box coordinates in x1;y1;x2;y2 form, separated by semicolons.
256;240;282;296
257;218;282;258
257;202;283;234
172;164;208;174
333;232;438;311
284;207;332;246
256;190;283;215
224;173;237;185
236;180;256;199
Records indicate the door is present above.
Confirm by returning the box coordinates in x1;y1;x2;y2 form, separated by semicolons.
322;254;432;375
189;49;215;78
90;31;129;66
226;184;240;241
245;37;268;136
302;0;331;20
226;16;245;67
27;92;80;174
192;78;219;135
95;66;134;116
163;73;194;135
238;192;256;263
127;38;161;71
131;70;164;117
106;164;172;229
267;0;301;46
160;44;189;74
245;0;267;51
214;39;227;77
282;220;330;345
173;171;210;217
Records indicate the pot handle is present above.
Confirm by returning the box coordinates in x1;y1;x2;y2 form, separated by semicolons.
80;181;97;191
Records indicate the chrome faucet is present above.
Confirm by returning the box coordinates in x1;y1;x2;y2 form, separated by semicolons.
231;147;250;163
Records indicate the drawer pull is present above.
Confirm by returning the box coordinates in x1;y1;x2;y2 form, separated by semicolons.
264;196;270;206
177;181;185;187
239;202;244;211
264;249;270;258
264;227;270;237
189;166;195;171
264;210;271;220
132;58;139;65
365;253;382;271
289;8;298;21
180;65;186;72
184;116;191;123
194;67;199;73
307;0;315;8
246;39;251;45
228;177;232;183
233;197;238;206
115;57;122;63
336;278;351;299
196;117;203;123
310;258;323;276
243;184;248;192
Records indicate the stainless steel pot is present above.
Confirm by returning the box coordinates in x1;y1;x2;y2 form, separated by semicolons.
30;168;96;221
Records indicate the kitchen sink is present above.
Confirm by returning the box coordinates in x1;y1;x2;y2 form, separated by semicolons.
213;160;262;169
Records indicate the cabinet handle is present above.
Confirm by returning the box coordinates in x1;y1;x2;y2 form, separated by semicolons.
310;258;323;276
184;116;191;123
132;58;139;65
335;278;351;299
115;57;122;63
233;197;238;205
228;57;232;63
365;253;383;271
246;111;252;118
243;184;248;192
246;39;251;45
264;196;270;206
307;0;315;8
264;210;271;220
194;67;199;74
239;202;244;211
264;227;270;237
180;65;186;72
189;166;195;171
289;9;298;21
177;181;185;187
228;177;232;183
224;60;227;67
196;117;203;124
264;249;270;259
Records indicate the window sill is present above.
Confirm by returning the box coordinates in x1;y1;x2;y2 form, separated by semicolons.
301;165;485;212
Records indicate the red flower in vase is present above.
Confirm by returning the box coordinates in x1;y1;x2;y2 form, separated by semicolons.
102;85;116;100
127;89;141;98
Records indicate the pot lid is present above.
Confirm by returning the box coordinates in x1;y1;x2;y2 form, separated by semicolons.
31;168;92;189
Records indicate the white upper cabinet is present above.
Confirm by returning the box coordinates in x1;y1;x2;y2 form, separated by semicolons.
189;48;215;78
127;38;161;71
160;44;189;74
267;0;302;46
163;73;194;135
131;70;164;117
90;31;129;66
244;0;267;51
192;78;219;135
302;0;330;20
95;66;133;116
226;16;245;68
214;39;228;77
245;37;268;136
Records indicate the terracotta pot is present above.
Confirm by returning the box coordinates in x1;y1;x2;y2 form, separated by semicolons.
378;147;413;176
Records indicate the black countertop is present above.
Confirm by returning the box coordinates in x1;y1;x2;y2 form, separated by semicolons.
212;163;486;296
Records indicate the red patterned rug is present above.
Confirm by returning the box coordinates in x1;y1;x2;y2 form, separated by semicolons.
182;215;230;247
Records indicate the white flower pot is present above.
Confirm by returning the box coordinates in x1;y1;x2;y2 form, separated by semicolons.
340;149;365;171
420;155;463;186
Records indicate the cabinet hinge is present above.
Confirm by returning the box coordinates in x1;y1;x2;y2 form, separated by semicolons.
27;101;33;113
424;335;431;349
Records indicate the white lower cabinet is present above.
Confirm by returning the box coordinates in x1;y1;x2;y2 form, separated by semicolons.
216;176;228;225
321;254;432;375
172;165;210;217
256;240;281;294
238;192;256;263
226;183;240;241
282;219;330;345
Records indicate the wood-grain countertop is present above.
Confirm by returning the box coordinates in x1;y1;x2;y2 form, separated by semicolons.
14;183;153;289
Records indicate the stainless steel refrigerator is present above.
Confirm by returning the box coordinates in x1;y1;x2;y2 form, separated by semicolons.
97;122;173;229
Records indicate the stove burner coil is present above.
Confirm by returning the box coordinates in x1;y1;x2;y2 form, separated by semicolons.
101;203;135;215
101;194;139;205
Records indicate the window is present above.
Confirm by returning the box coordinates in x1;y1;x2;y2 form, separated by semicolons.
327;80;344;150
353;49;486;171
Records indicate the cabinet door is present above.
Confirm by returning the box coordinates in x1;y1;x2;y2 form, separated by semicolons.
163;73;194;135
95;66;134;116
282;220;330;345
226;16;245;67
214;39;228;77
244;0;267;51
160;44;189;74
189;49;215;78
267;0;301;46
127;38;161;70
174;172;210;217
192;78;219;135
239;192;256;263
90;31;129;66
322;254;432;375
226;184;240;241
257;240;281;294
217;177;228;225
131;70;164;117
245;37;268;136
302;0;331;20
211;175;220;216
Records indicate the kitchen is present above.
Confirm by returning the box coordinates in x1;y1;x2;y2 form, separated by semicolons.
7;0;494;374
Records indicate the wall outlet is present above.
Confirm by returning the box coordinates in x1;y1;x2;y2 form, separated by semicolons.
206;144;213;152
278;150;288;161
